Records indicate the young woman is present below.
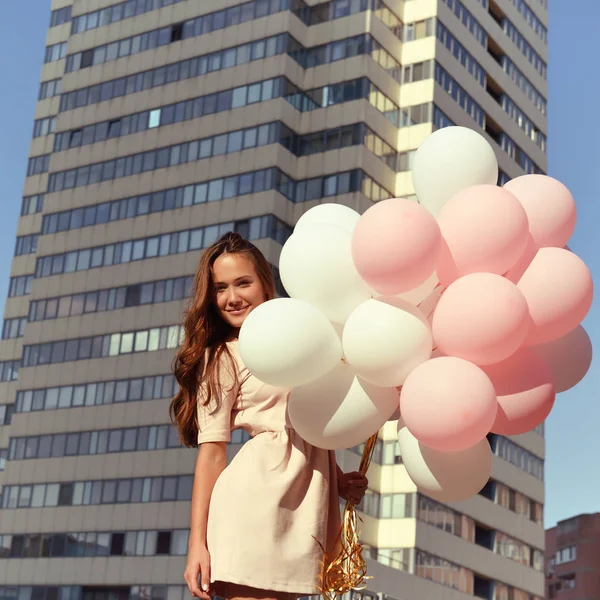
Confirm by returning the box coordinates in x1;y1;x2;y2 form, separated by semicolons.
170;232;368;600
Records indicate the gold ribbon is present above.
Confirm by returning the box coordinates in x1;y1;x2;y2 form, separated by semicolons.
317;432;379;600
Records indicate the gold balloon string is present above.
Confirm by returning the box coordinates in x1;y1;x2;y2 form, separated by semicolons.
316;432;379;600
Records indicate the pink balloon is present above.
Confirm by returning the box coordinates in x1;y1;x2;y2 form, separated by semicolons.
432;273;531;365
400;357;498;452
352;198;442;295
482;349;555;436
504;175;576;248
518;247;593;345
436;185;529;286
505;234;537;283
530;326;593;393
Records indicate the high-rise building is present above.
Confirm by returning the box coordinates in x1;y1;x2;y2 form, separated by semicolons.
545;514;600;599
0;0;547;598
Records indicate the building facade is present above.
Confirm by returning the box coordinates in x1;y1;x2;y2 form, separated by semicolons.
0;0;548;598
546;513;600;599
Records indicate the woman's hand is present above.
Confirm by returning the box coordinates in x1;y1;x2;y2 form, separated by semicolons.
338;470;369;505
185;544;212;599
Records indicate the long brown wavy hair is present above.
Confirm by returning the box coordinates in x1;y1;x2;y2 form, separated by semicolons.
170;232;276;447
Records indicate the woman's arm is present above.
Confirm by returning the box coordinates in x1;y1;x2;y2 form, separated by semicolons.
185;442;227;599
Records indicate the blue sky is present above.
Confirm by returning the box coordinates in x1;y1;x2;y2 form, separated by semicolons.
0;2;598;528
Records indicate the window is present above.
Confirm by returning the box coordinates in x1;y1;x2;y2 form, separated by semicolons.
27;155;50;176
50;5;72;27
555;545;576;564
148;110;161;128
44;42;67;64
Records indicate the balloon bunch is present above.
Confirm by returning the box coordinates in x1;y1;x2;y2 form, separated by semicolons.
239;126;594;505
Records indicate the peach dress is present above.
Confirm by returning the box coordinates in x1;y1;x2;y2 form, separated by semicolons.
197;341;341;596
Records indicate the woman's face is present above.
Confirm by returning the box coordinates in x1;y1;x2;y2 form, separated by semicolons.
212;253;266;330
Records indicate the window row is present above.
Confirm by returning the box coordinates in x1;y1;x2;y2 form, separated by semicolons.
2;474;192;510
359;491;414;519
436;20;486;86
71;0;186;35
506;0;547;43
8;275;32;298
41;168;281;234
498;170;511;186
27;155;50;177
402;60;434;85
502;56;547;115
402;17;436;42
501;94;546;151
56;74;283;151
60;33;287;112
434;106;455;130
0;528;190;559
352;438;402;465
0;585;188;600
369;545;542;599
488;433;544;479
42;165;385;245
65;0;289;73
21;322;183;367
49;5;72;27
284;122;395;166
501;133;543;175
33;116;55;138
47;121;279;193
277;169;393;204
21;194;44;216
0;361;19;383
44;42;67;64
295;0;400;35
14;234;38;256
8;423;180;461
29;276;193;322
35;214;290;278
435;63;485;127
38;78;62;101
289;34;402;84
1;317;26;340
57;76;399;156
435;105;542;178
479;480;543;525
441;0;487;46
59;31;404;116
0;404;13;426
15;373;176;414
285;77;399;127
503;19;547;79
555;545;576;565
418;495;543;571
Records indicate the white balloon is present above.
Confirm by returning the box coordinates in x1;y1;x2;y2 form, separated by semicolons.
343;297;432;387
396;272;439;306
279;223;373;323
398;422;492;502
295;203;361;234
412;127;498;217
238;298;342;388
289;362;399;450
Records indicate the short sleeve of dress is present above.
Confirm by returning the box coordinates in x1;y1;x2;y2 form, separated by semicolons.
197;350;238;445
